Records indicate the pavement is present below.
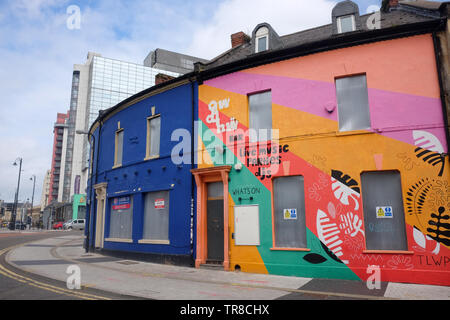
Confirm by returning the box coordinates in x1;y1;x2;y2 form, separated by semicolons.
3;231;450;300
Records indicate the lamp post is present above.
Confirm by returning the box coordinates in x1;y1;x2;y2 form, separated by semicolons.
76;130;95;252
10;157;23;230
30;175;36;229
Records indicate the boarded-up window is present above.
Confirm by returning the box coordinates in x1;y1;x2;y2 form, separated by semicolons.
361;171;408;251
249;91;272;142
109;195;133;239
143;191;170;241
114;129;124;166
273;176;307;248
146;115;161;158
336;75;371;132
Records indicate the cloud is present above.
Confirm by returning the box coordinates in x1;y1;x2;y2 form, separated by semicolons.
185;0;337;59
1;0;366;204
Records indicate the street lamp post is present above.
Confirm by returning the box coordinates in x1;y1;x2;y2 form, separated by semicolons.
30;175;36;229
76;130;95;253
10;158;23;230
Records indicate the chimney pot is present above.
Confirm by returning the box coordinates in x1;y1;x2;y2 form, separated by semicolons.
155;73;175;86
231;31;250;48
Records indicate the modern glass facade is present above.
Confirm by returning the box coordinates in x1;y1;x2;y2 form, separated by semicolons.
88;56;179;127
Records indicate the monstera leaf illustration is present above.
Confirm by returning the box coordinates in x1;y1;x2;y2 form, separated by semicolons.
331;178;360;210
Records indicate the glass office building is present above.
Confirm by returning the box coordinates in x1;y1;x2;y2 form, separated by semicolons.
58;52;180;204
88;56;179;127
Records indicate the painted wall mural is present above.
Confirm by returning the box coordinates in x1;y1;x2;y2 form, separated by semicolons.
197;34;450;286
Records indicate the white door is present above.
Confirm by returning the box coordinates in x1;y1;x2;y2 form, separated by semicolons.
95;199;105;248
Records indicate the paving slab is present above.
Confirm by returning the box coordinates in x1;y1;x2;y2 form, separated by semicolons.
5;234;450;300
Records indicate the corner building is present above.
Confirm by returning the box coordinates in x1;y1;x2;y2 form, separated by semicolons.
87;74;198;265
194;0;450;285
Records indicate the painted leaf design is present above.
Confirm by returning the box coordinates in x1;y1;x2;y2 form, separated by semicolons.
331;170;360;193
413;226;426;249
427;207;450;246
405;179;433;216
331;178;360;210
320;242;343;264
415;147;446;177
316;209;348;264
303;253;327;264
413;130;444;153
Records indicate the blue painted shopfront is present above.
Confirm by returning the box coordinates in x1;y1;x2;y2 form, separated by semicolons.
86;79;197;264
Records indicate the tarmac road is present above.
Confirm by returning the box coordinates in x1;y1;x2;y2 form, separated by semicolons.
0;230;144;300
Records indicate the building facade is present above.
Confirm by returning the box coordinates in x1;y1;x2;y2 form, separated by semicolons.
59;53;181;206
86;0;449;286
194;1;449;286
86;75;198;265
40;170;51;211
48;112;69;204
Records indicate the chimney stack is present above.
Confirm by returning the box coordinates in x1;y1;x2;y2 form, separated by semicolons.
389;0;399;7
231;31;250;48
155;73;175;86
382;0;399;12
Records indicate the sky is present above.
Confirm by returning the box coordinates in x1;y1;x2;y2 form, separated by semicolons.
0;0;435;205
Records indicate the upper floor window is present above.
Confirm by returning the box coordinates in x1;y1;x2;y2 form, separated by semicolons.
146;115;161;159
114;128;124;167
248;90;272;142
337;14;356;33
255;27;269;53
335;74;371;132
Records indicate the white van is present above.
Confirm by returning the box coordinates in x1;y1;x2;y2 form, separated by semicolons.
67;219;85;231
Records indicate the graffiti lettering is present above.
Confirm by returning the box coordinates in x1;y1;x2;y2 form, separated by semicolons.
367;221;395;233
417;255;450;267
206;98;239;133
231;186;261;196
239;143;290;181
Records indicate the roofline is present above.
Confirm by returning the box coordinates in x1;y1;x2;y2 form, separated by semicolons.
89;71;196;135
89;16;446;135
198;17;447;83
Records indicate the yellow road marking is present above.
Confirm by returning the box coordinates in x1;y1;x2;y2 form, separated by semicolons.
0;243;111;300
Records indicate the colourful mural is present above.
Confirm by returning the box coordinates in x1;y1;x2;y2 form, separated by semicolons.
197;34;450;286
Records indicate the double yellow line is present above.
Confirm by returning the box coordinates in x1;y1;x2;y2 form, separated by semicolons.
0;244;111;300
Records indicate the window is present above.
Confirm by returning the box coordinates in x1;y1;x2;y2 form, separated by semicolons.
337;15;355;33
109;196;133;239
248;91;272;142
142;191;169;242
272;176;307;249
146;115;161;159
255;27;269;53
114;129;124;167
361;171;408;251
335;74;371;132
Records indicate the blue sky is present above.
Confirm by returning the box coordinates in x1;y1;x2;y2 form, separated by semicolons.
0;0;441;204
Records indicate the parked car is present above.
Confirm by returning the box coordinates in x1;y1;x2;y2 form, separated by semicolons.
15;222;27;230
63;220;73;230
52;222;64;230
67;219;85;231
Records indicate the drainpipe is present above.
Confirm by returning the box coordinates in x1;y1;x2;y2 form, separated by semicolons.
85;133;95;253
92;120;102;251
432;31;450;156
190;77;195;260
